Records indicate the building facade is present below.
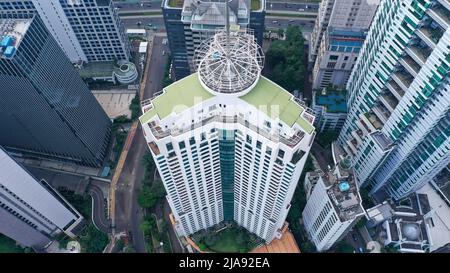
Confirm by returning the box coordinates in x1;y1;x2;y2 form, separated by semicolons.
337;0;450;200
0;0;130;63
139;30;315;243
309;0;378;65
0;147;84;250
162;0;265;80
302;161;364;252
309;0;378;89
0;16;111;166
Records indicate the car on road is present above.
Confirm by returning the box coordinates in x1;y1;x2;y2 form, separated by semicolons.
358;247;364;253
289;19;294;22
299;8;305;12
352;233;358;242
272;20;278;23
136;21;142;26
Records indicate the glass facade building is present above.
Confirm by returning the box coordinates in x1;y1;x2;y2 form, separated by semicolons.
0;15;111;166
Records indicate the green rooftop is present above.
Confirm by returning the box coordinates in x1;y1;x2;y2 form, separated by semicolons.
139;74;314;134
139;74;214;124
167;0;184;8
241;77;315;134
78;61;115;78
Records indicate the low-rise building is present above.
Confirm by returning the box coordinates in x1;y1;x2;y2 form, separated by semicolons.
302;160;364;252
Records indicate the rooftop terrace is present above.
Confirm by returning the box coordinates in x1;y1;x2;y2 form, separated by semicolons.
315;90;347;113
323;169;363;222
139;73;314;134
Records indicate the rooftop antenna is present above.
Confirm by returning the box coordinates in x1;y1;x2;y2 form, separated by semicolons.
225;0;230;58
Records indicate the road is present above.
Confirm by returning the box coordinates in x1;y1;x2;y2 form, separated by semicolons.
24;166;112;234
346;228;367;253
267;2;319;12
114;33;169;253
88;184;111;233
122;16;314;35
115;1;319;12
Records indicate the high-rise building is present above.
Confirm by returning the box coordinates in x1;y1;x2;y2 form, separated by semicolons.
0;16;111;166
0;146;84;251
139;29;315;242
162;0;265;80
337;0;450;200
302;158;364;252
0;0;130;63
309;0;378;89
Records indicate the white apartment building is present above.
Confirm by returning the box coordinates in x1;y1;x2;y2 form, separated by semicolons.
337;0;450;200
309;0;379;65
0;0;130;63
139;29;316;243
0;147;84;250
310;0;379;89
302;160;365;252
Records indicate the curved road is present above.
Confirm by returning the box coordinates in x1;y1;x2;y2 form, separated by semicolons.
88;185;111;233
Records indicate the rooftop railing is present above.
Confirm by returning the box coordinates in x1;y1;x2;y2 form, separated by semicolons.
148;114;308;147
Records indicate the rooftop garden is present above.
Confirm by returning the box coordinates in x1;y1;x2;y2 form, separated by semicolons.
193;223;263;253
168;0;184;8
251;0;261;11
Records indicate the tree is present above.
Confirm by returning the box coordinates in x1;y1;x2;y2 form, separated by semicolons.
277;28;284;39
264;26;306;92
140;220;153;234
137;185;159;209
129;94;141;120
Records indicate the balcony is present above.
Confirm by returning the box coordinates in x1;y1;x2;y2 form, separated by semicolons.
437;0;450;10
380;92;399;113
366;112;384;130
148;141;160;155
399;56;421;77
386;81;405;101
406;44;432;66
347;138;358;155
416;21;445;49
351;129;364;145
391;71;413;93
359;114;376;134
372;103;391;124
427;3;450;29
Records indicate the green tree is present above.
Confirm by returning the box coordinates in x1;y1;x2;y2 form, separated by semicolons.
129;94;141;120
140;220;153;234
80;224;109;253
137;185;158;209
277;28;284;39
264;26;306;92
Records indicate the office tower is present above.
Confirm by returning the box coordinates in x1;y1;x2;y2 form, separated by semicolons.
311;88;347;132
302;159;364;252
139;29;315;242
162;0;266;80
337;0;450;200
0;0;130;63
0;16;111;166
0;146;84;251
310;0;378;89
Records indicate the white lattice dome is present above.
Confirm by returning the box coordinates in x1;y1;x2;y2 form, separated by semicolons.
194;28;264;96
